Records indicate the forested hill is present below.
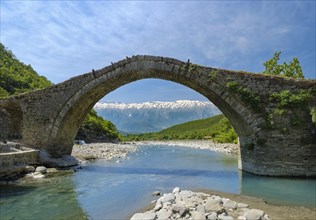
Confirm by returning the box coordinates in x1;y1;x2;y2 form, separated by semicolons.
123;114;238;144
0;43;120;142
0;43;52;97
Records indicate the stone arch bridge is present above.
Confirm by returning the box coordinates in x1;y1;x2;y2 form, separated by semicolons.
0;55;315;176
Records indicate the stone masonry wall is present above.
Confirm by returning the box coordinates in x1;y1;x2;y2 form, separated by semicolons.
0;55;315;176
0;108;10;141
0;150;39;168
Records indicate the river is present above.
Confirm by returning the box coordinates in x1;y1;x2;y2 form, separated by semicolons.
0;143;315;219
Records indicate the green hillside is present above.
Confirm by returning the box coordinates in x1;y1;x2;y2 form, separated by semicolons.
0;43;52;97
76;109;120;143
0;43;120;142
123;114;238;143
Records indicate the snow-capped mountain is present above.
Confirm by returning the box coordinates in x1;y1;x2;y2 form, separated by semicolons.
94;100;220;134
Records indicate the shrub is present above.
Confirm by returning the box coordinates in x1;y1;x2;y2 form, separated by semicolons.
263;51;304;78
270;90;312;109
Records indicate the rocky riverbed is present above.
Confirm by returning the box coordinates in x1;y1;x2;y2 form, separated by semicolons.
71;142;137;161
71;140;237;162
131;187;271;220
134;140;238;154
132;187;316;220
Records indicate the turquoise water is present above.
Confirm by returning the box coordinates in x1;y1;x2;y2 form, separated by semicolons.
0;177;87;220
1;144;315;219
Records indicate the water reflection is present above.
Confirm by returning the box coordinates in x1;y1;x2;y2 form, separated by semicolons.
239;171;316;208
218;154;237;167
0;176;87;220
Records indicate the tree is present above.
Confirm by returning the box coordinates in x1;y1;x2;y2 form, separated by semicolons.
283;57;303;78
263;51;282;76
263;51;304;78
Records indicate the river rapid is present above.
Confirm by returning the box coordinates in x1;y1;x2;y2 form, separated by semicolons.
0;143;315;219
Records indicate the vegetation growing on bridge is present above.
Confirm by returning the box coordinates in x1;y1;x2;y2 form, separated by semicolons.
226;80;261;112
0;43;120;142
263;51;304;78
268;89;314;128
270;89;312;110
123;114;238;144
222;52;313;132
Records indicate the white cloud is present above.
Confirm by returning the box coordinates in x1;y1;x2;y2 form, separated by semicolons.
1;0;315;87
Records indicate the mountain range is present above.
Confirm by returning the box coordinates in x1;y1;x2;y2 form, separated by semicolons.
94;100;220;133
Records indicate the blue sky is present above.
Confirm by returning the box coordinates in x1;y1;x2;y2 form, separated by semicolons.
1;1;315;103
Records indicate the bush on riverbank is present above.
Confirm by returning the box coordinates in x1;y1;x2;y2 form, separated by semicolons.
123;114;238;144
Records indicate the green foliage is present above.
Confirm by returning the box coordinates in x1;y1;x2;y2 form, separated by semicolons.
213;117;238;144
263;51;282;76
179;60;199;73
208;69;219;80
270;89;312;109
237;87;261;112
123;114;238;144
310;107;316;124
263;51;304;78
226;81;261;112
76;109;120;142
0;86;9;98
282;57;304;78
226;81;239;92
260;89;312;130
0;43;52;97
260;113;275;130
273;108;285;115
189;64;199;72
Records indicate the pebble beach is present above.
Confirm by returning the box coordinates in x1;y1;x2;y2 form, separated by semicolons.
71;142;137;160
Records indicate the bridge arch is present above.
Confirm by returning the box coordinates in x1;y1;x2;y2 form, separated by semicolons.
49;56;257;156
1;55;315;176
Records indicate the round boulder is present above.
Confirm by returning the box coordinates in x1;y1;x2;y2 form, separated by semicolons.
35;166;47;174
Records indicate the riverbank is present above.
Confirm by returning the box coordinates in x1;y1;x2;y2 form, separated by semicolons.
133;188;316;220
133;140;238;154
71;140;237;162
199;189;316;220
71;142;137;161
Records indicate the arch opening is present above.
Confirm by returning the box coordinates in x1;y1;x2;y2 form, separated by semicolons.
95;79;220;134
50;64;253;157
